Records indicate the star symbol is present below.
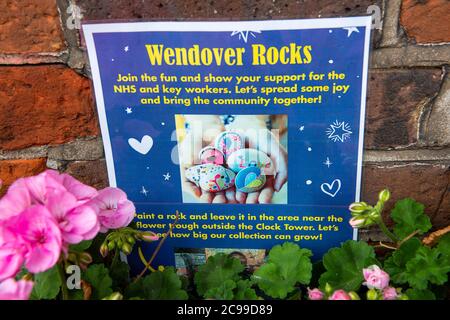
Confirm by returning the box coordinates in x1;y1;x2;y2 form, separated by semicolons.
326;120;352;142
140;186;149;196
324;157;333;168
230;30;261;43
299;126;305;131
124;46;129;52
343;27;359;37
125;107;132;114
163;172;171;181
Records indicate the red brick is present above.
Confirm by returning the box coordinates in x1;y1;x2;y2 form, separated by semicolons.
400;0;450;44
433;173;450;228
365;69;443;149
80;0;381;19
0;0;66;54
0;159;47;196
64;160;108;190
362;164;450;229
0;65;99;150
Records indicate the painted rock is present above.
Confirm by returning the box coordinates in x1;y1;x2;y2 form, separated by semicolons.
185;164;216;184
226;148;273;173
199;146;224;165
198;165;236;192
235;166;266;193
214;131;243;158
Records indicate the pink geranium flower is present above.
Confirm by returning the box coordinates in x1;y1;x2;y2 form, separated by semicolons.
88;187;135;232
307;288;324;300
6;205;62;274
0;184;31;221
329;290;351;300
382;287;398;300
45;170;98;203
46;190;100;244
363;265;390;290
0;244;25;282
0;278;33;300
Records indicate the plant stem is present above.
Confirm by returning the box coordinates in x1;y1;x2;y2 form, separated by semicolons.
134;210;180;282
57;262;69;300
377;218;399;243
111;248;120;268
398;230;420;247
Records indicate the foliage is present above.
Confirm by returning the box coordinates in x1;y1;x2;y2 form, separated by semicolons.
30;266;61;300
194;253;248;299
82;264;113;299
253;242;312;299
2;175;448;300
319;241;377;292
390;198;432;239
125;267;188;300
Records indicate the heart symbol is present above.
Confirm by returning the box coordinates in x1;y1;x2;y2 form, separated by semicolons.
321;179;341;197
128;135;153;155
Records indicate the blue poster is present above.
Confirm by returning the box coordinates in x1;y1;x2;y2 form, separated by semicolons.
83;17;372;274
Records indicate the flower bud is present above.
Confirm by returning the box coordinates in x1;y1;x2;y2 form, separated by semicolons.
100;243;109;257
107;241;115;251
102;292;123;300
324;283;333;296
348;291;360;300
349;217;365;228
79;252;93;266
121;242;133;255
378;189;390;203
366;289;379;300
368;208;381;220
126;235;136;245
139;231;159;242
307;288;324;300
68;253;77;263
349;202;369;214
349;216;375;229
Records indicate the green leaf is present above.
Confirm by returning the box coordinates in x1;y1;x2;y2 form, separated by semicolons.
391;198;431;239
82;264;113;299
405;288;436;300
124;278;144;299
69;240;92;252
319;240;377;292
404;246;450;289
234;280;259;300
436;233;450;257
110;260;130;289
30;265;61;300
384;237;422;284
194;253;244;297
126;267;188;300
254;242;312;299
205;279;236;300
68;290;84;300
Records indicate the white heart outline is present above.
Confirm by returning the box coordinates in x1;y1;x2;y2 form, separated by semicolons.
320;179;341;197
128;135;153;155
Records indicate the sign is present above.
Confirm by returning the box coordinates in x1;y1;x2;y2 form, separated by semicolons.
83;17;371;274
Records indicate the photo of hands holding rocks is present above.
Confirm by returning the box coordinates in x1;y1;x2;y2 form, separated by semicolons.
176;114;288;204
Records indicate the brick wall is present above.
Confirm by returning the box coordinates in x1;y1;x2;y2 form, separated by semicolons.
0;0;449;239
